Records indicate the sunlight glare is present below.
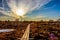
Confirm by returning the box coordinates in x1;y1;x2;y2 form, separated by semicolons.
16;9;25;16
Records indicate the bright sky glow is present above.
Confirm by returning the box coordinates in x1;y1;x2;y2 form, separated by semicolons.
16;9;25;16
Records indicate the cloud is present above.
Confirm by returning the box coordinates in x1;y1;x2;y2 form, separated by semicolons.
0;0;52;19
6;0;52;16
29;0;52;11
0;7;19;18
33;15;46;19
25;15;47;21
0;16;15;21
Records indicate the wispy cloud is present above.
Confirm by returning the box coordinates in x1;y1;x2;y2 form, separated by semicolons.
6;0;52;17
0;0;52;21
0;16;15;21
29;0;52;11
25;15;47;21
33;15;46;19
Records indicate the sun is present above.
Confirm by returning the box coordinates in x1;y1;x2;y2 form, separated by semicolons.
16;9;25;16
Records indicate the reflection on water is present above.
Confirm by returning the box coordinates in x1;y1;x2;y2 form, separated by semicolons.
0;29;14;32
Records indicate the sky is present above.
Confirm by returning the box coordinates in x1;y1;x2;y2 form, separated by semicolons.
0;0;60;21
